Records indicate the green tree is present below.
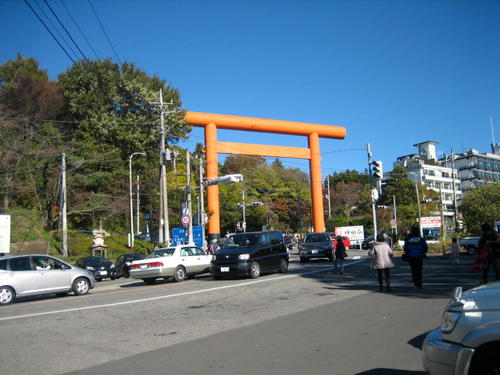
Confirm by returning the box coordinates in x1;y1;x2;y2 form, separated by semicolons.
461;182;500;236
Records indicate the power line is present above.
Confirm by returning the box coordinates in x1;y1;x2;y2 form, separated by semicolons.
24;0;76;63
60;0;100;60
87;0;121;63
43;0;88;61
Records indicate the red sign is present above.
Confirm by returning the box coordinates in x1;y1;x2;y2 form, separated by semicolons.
181;214;190;226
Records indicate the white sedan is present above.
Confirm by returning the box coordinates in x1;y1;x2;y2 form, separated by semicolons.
129;245;212;285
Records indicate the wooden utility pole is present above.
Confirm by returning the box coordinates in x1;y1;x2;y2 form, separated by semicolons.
61;153;68;257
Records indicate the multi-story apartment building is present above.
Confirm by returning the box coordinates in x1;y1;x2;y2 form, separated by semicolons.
393;141;462;227
448;145;500;191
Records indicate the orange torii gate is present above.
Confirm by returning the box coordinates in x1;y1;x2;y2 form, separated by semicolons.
184;111;346;241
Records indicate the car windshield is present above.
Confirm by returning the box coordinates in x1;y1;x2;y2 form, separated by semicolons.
84;257;108;265
305;234;329;243
124;254;144;261
147;248;175;258
223;234;260;248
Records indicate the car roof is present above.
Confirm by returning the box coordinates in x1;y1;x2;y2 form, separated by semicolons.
0;253;53;259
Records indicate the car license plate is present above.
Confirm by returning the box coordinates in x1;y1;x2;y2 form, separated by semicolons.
220;267;230;272
312;250;318;254
99;271;108;276
140;264;147;269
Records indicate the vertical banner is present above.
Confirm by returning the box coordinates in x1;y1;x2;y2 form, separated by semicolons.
0;215;11;254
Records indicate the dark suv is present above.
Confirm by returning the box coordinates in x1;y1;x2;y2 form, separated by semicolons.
211;231;289;279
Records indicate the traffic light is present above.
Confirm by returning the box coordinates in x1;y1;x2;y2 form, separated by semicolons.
372;160;383;180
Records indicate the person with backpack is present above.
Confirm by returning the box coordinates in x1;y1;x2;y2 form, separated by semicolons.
403;226;428;289
208;239;218;254
333;235;347;275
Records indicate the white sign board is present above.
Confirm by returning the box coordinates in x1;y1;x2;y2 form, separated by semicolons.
334;225;364;242
420;216;441;228
0;215;11;253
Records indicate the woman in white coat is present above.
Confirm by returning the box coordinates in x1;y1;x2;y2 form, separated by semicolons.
368;234;395;292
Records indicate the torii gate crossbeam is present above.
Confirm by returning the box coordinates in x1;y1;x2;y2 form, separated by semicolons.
184;111;346;240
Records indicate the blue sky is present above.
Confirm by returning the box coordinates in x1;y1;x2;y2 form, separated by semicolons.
2;0;500;178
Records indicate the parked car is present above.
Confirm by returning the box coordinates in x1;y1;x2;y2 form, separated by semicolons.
299;232;334;263
115;253;146;278
459;237;480;255
422;283;500;374
0;254;95;305
361;235;374;250
129;245;212;284
75;256;116;281
211;231;289;279
330;234;351;250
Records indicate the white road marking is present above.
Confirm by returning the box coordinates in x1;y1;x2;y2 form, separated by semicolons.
0;259;366;322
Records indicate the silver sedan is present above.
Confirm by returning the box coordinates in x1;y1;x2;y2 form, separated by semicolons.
0;254;96;305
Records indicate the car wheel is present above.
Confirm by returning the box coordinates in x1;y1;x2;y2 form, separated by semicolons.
279;258;288;273
0;286;15;305
174;266;186;282
467;246;477;255
111;276;116;280
72;277;90;295
300;257;307;263
143;278;156;285
328;252;333;262
249;261;261;279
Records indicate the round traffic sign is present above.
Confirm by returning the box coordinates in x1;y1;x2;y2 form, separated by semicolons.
181;214;190;226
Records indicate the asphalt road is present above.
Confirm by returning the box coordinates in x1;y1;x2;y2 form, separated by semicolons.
0;251;483;375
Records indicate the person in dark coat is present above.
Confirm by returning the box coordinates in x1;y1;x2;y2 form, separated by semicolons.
333;235;346;275
403;226;428;289
478;223;500;283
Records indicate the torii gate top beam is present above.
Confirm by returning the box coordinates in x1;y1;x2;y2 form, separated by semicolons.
185;111;346;139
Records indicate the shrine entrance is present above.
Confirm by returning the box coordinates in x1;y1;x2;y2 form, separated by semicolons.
184;112;346;240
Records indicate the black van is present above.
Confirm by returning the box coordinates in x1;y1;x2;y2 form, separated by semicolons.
211;231;289;279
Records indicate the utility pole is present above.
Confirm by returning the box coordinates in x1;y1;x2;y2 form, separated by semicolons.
198;156;206;249
415;182;423;237
156;89;172;246
451;148;459;231
242;190;247;232
136;174;140;235
393;195;398;237
326;177;331;219
439;184;446;241
60;153;68;257
186;150;193;244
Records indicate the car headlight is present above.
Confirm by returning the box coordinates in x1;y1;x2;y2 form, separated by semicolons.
441;311;461;333
86;266;95;271
238;254;250;261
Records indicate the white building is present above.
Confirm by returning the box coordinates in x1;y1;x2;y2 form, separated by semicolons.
448;145;500;191
394;141;462;225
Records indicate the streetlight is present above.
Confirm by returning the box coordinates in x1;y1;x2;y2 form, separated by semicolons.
129;152;146;249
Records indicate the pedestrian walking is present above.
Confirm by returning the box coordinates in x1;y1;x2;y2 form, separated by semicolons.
368;234;395;292
333;235;347;275
448;238;460;263
403;226;428;289
478;223;500;283
208;239;218;254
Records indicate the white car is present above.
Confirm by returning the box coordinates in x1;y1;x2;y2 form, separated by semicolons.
129;245;212;285
0;254;95;305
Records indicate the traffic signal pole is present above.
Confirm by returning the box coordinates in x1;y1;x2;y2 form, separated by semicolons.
367;143;378;237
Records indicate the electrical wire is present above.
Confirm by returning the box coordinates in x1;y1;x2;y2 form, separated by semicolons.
87;0;121;63
43;0;88;61
60;0;100;60
24;0;76;63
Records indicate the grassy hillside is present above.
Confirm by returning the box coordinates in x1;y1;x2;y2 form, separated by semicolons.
4;207;154;261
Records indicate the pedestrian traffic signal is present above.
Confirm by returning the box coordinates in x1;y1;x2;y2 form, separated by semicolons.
372;161;383;180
